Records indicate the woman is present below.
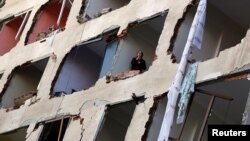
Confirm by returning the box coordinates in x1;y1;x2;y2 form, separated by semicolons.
131;50;146;73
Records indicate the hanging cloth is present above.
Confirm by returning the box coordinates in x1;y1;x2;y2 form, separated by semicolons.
177;62;198;124
157;0;207;140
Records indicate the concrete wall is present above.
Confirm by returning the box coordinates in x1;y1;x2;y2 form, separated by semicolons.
173;3;246;62
86;0;130;18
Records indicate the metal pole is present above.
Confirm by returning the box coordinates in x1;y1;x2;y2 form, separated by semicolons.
57;0;66;26
58;117;64;141
15;11;30;40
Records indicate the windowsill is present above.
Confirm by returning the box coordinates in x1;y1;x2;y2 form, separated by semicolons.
106;70;141;83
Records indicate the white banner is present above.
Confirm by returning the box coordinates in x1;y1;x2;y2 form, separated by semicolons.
157;0;207;140
191;1;206;49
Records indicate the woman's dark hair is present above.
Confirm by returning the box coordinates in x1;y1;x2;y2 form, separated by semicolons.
137;50;143;57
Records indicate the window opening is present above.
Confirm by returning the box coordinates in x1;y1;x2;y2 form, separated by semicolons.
51;29;119;96
77;0;131;23
0;12;30;55
0;127;28;141
95;101;136;141
25;0;73;45
0;58;49;109
106;11;167;82
39;117;70;141
172;0;250;62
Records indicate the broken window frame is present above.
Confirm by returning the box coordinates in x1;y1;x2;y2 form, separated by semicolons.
94;99;142;141
190;89;232;140
48;0;74;30
144;87;234;141
57;0;69;26
38;116;72;141
0;9;31;53
0;10;31;55
13;10;32;40
174;89;233;140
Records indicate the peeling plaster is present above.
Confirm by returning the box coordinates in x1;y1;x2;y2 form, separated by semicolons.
62;117;83;141
125;98;154;141
141;94;166;141
26;122;36;139
167;0;198;54
26;124;43;141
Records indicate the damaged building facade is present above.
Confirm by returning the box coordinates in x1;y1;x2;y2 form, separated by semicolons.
0;0;250;140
